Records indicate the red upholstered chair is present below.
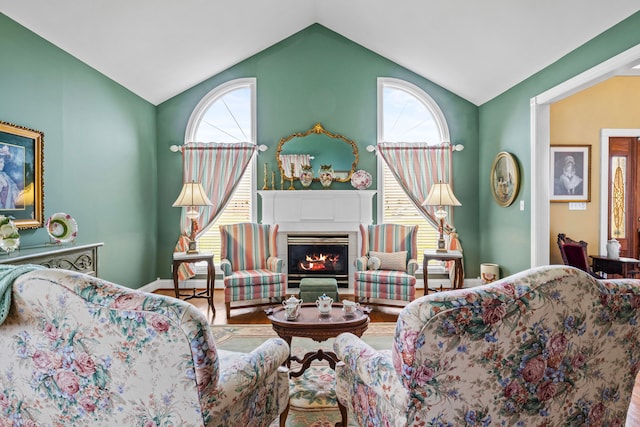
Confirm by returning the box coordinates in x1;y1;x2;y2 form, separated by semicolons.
557;233;602;278
219;223;286;318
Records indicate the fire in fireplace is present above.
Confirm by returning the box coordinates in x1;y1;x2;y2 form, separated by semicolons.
287;235;349;287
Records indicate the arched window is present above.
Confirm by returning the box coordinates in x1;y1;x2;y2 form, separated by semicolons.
185;78;256;256
377;77;450;253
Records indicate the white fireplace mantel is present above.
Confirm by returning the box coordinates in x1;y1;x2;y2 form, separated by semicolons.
259;190;376;290
258;190;375;232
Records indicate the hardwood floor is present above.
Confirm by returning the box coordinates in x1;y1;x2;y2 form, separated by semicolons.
154;289;640;423
153;288;401;325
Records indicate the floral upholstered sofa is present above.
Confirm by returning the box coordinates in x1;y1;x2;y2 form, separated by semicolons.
334;265;640;426
0;268;290;427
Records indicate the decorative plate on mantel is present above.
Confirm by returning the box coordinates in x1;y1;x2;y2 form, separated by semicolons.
46;213;78;243
350;169;372;190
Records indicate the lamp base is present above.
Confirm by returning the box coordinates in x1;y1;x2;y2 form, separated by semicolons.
436;237;448;253
186;239;198;254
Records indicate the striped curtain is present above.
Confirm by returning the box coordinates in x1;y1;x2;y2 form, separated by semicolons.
175;142;257;280
377;142;461;280
377;142;455;233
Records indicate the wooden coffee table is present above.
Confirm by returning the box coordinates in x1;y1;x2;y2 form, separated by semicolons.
268;303;369;427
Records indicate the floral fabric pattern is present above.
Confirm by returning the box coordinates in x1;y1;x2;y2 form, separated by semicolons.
335;265;640;426
0;268;289;427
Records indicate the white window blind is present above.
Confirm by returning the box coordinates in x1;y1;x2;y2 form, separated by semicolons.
382;163;438;252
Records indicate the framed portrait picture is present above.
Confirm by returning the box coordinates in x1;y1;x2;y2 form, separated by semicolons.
490;152;520;207
550;145;590;202
0;121;44;229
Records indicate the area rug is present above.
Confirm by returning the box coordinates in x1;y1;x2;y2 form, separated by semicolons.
212;323;396;427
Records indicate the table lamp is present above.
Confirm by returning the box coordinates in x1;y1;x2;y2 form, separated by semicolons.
423;181;461;252
172;181;213;254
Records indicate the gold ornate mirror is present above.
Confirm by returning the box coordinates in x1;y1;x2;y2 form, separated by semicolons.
276;123;359;183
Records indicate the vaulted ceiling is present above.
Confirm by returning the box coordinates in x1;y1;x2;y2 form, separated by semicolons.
1;1;638;105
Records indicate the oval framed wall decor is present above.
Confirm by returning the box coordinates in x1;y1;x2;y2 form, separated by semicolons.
490;152;520;207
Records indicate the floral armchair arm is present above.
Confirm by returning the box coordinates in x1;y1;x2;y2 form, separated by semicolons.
204;338;290;408
266;256;283;273
354;256;369;272
407;258;419;276
334;332;409;409
219;259;232;276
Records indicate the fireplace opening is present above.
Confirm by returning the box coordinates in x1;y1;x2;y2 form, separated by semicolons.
287;235;349;288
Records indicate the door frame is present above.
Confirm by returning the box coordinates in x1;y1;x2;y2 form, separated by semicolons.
599;130;640;255
530;43;640;267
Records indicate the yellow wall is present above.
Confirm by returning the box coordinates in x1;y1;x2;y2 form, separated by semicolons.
550;76;640;264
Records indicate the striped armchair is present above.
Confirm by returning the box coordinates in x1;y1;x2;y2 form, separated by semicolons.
354;223;419;304
219;223;286;318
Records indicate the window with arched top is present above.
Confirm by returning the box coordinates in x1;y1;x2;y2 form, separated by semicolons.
185;78;257;256
377;77;451;253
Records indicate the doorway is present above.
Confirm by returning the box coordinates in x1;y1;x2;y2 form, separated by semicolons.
531;44;640;267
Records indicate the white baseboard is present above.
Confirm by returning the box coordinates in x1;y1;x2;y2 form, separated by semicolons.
139;277;484;294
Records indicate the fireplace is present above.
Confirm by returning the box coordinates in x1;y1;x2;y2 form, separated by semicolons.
287;235;349;287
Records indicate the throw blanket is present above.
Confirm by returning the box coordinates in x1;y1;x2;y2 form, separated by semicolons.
0;264;45;325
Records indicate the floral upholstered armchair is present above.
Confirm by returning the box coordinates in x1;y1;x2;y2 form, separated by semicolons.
354;223;419;304
334;265;640;426
0;268;290;427
219;222;286;318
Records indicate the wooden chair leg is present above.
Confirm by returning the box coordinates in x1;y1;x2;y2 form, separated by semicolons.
225;302;231;319
279;403;289;427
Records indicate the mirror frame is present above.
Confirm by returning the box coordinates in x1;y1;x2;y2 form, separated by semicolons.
275;123;359;183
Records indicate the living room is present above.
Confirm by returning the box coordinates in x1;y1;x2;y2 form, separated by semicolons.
0;8;639;289
3;5;640;426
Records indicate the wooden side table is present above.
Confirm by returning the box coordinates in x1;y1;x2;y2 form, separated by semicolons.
172;251;215;315
423;249;464;294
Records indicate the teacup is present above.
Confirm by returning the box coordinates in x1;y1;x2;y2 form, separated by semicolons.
342;300;360;315
285;305;299;319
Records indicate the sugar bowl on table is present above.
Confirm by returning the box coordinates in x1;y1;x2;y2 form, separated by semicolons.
316;293;333;314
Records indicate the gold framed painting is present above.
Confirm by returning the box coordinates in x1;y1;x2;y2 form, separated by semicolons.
0;121;44;229
490;152;520;207
550;145;590;202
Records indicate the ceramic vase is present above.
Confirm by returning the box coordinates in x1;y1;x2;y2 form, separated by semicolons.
299;165;314;188
318;164;334;189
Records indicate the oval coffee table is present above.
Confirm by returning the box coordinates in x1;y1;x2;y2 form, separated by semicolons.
268;303;369;427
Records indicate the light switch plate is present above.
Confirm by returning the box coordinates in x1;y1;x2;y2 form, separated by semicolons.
568;202;587;210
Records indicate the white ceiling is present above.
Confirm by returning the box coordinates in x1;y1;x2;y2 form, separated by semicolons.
1;1;639;105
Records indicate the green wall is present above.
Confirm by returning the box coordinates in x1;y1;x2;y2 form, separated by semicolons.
479;11;640;276
6;10;638;285
156;24;481;279
0;13;158;287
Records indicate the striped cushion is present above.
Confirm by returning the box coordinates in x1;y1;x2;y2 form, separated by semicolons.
220;223;278;271
354;270;416;301
224;272;286;302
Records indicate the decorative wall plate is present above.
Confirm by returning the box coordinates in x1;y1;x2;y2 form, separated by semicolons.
46;213;78;243
350;169;372;190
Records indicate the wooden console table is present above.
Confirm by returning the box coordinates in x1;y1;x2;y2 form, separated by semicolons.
0;242;103;276
590;255;640;278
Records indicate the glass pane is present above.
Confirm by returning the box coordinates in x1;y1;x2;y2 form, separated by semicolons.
610;156;626;239
194;87;251;143
382;87;440;143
